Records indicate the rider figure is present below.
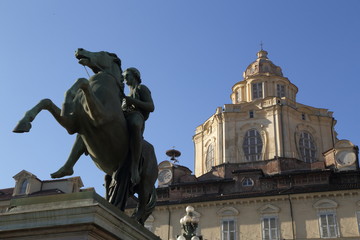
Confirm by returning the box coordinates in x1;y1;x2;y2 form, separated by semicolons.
122;67;154;185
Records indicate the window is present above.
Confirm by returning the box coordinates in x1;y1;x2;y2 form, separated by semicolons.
276;84;285;98
237;88;242;102
19;179;28;194
206;144;214;172
252;82;263;99
249;110;254;118
299;131;317;163
261;216;279;240
222;219;236;240
301;113;306;120
318;212;339;238
243;129;263;161
242;177;254;186
313;199;339;238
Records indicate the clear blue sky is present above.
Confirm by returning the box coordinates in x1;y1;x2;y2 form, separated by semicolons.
1;1;359;196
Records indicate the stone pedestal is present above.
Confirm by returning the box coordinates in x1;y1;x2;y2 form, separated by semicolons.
0;190;160;240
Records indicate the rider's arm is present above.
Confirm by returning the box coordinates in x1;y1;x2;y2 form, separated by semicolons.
125;85;155;112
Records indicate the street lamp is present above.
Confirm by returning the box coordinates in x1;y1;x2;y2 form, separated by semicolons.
177;206;202;240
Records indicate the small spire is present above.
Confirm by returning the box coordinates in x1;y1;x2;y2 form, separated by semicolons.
257;42;268;59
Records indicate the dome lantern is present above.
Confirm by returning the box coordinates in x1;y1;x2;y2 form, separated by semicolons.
243;49;283;79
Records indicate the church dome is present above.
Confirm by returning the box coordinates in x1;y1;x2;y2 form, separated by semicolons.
243;50;283;78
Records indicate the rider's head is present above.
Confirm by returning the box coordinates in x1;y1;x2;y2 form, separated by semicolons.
124;67;141;84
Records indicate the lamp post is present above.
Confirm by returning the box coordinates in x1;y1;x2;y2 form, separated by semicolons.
177;206;202;240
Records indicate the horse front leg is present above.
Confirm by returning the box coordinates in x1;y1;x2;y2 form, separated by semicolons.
62;77;108;127
13;99;76;134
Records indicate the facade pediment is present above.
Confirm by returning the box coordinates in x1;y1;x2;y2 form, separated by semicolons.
13;170;37;181
217;206;239;216
258;204;280;214
313;199;338;210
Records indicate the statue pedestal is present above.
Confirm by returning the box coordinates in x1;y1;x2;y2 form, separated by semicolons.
0;190;160;240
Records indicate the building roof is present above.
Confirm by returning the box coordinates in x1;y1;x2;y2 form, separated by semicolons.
156;179;360;206
0;188;14;201
154;160;360;207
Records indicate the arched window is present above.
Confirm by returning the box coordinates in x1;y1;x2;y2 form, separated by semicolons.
205;144;214;172
252;82;263;99
299;131;317;163
243;129;263;161
19;179;28;194
276;84;285;98
237;88;242;102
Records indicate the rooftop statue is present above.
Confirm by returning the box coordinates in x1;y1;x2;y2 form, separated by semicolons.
13;48;158;225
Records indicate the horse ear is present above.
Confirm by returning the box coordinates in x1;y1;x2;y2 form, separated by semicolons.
108;53;122;68
114;57;121;66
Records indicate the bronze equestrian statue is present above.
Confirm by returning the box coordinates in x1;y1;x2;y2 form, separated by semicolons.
13;49;158;225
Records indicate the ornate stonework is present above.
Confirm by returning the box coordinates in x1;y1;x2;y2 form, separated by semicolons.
194;49;354;176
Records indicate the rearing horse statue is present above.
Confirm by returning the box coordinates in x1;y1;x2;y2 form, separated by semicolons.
13;49;158;225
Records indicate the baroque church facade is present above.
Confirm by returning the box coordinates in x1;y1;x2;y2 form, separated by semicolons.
150;50;360;240
194;49;347;175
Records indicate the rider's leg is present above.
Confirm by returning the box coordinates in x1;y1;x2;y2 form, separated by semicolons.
127;112;144;185
51;134;85;178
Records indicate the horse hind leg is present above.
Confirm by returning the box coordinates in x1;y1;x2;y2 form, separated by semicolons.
142;186;157;224
132;185;157;225
131;189;147;224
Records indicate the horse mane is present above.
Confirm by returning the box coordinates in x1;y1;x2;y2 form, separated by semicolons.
104;52;125;98
107;52;122;72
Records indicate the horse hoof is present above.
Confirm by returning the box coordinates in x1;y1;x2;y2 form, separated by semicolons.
13;121;32;133
50;167;74;178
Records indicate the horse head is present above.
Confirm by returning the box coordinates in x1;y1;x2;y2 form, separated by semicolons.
75;48;122;76
75;48;124;94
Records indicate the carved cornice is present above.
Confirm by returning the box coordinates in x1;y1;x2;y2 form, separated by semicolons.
153;189;359;212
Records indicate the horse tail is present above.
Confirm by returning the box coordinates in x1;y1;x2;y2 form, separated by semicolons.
140;186;157;225
147;186;157;212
